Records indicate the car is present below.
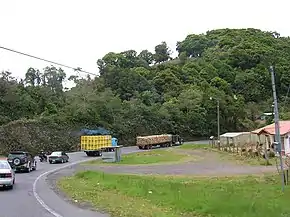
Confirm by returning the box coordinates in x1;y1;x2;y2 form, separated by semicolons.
0;159;15;189
48;151;69;164
7;151;37;173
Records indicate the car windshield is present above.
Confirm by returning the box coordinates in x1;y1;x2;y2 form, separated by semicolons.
0;161;10;169
50;152;62;156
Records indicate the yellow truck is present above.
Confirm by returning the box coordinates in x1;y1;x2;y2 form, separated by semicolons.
80;135;112;156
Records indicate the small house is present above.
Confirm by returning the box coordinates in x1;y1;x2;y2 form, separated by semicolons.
220;132;262;149
251;121;290;155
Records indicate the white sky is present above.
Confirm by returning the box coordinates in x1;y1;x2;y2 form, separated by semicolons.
0;0;289;87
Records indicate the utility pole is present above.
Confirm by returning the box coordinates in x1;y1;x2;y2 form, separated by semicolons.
270;65;285;192
217;99;220;142
210;97;220;148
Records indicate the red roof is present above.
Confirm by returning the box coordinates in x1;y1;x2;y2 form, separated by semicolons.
252;121;290;135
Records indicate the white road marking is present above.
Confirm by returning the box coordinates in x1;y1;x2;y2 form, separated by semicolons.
33;157;94;217
32;145;198;217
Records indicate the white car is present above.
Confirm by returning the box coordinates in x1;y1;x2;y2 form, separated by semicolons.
0;159;15;189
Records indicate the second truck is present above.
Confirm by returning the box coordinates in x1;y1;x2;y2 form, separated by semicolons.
136;134;183;150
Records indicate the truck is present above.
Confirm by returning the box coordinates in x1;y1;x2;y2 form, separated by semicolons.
136;134;183;149
80;128;118;157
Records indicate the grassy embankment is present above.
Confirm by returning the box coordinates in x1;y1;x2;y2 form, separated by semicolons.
58;143;285;217
85;145;204;165
59;171;289;217
180;143;276;166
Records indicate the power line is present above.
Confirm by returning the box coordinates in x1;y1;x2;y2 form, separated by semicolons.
0;45;98;76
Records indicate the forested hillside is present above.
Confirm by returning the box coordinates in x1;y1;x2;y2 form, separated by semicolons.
1;28;290;154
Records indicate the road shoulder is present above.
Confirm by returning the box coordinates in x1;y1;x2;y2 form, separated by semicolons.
36;164;109;217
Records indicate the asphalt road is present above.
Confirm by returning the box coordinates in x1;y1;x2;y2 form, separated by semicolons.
0;141;208;217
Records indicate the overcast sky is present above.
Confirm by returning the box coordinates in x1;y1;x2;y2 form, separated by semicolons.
0;0;289;86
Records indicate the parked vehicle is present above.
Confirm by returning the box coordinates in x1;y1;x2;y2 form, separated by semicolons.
137;134;183;149
0;159;15;189
80;128;118;157
7;151;37;173
48;151;69;164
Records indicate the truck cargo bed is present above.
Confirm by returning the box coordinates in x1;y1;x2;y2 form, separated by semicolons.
136;134;172;149
81;135;112;150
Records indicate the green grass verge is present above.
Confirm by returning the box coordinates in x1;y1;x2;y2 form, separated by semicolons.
85;148;194;165
58;171;290;217
179;144;275;166
178;143;209;150
210;149;276;166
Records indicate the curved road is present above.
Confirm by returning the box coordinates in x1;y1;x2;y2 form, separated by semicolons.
0;141;207;217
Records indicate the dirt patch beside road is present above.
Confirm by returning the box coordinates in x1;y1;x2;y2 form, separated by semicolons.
78;149;276;176
48;149;277;183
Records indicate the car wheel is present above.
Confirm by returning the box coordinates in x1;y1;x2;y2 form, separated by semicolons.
13;178;15;184
49;161;52;164
13;157;21;166
8;185;13;190
33;162;37;170
26;162;31;173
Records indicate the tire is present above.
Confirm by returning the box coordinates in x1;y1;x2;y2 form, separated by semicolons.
13;158;21;166
26;162;31;173
49;161;52;164
33;162;37;170
8;185;13;190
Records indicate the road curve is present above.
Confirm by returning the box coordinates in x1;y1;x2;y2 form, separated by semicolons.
0;141;207;217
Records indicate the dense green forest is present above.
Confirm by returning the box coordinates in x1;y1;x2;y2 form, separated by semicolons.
1;28;290;154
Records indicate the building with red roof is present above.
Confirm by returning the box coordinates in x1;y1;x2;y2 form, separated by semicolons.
252;121;290;155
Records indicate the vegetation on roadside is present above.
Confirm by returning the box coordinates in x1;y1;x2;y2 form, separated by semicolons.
86;148;200;165
58;170;290;217
2;28;290;154
178;143;276;166
178;143;209;149
210;148;276;166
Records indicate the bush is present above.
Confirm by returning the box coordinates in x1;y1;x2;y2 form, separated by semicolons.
0;118;79;156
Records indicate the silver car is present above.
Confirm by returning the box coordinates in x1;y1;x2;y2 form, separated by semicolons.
0;159;15;189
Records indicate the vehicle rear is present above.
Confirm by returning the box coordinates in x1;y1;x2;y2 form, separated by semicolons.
7;151;29;171
0;159;15;189
81;135;112;156
48;151;67;164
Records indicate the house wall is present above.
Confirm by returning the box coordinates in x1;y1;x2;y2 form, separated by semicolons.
220;132;254;147
268;133;290;155
219;132;290;154
284;133;290;155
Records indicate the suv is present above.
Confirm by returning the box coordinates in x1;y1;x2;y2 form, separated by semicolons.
7;151;37;173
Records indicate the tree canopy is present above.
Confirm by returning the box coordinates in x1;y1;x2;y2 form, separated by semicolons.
1;28;290;153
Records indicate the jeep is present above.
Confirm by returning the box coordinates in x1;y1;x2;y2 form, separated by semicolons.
7;151;37;173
